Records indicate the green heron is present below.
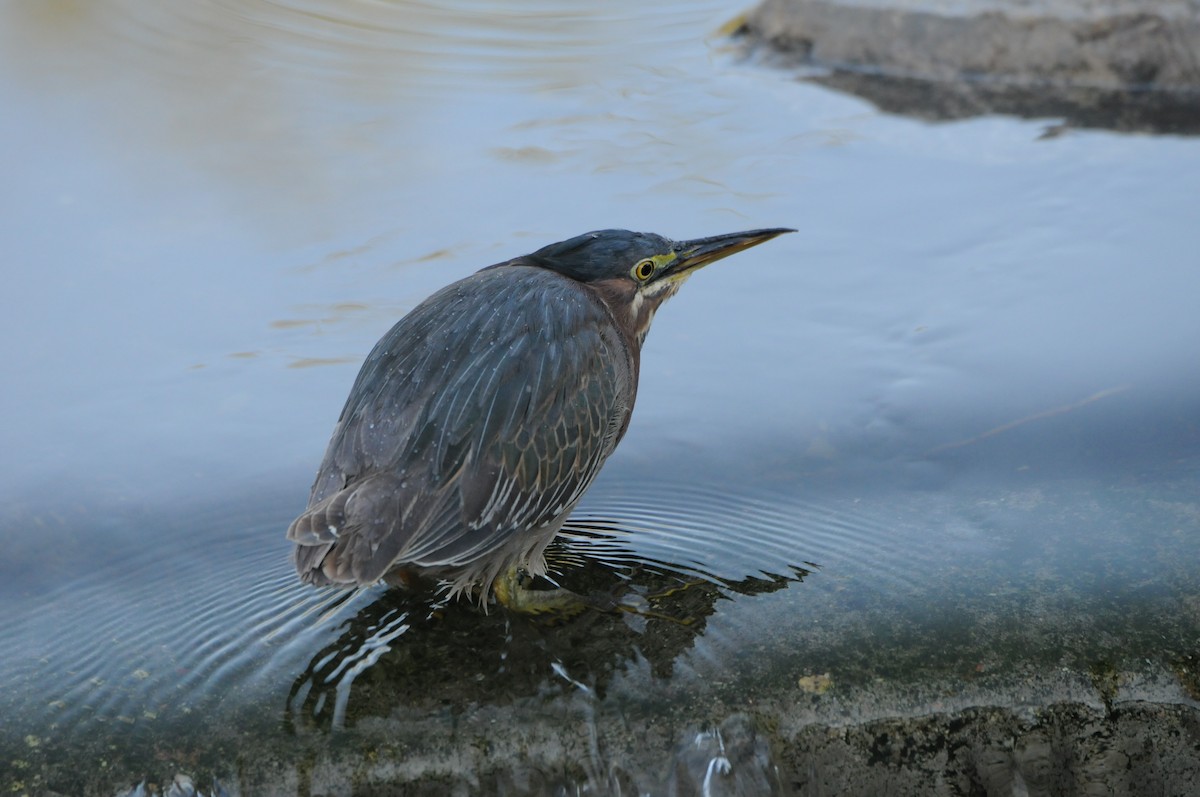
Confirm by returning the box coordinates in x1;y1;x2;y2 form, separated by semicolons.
287;227;793;609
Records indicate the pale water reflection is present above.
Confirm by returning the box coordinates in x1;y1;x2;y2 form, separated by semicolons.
1;0;1199;793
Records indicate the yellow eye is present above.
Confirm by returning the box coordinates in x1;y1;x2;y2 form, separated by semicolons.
633;259;655;281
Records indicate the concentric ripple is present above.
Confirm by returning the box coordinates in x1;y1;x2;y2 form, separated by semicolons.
0;473;959;741
569;476;949;595
0;501;376;739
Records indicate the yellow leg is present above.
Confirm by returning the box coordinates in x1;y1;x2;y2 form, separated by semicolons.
492;567;598;616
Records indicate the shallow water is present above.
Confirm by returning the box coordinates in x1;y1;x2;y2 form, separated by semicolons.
2;0;1199;794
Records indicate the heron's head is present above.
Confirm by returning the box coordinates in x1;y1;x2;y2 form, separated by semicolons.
525;227;794;346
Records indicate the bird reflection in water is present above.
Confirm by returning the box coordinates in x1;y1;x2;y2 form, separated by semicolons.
285;518;813;731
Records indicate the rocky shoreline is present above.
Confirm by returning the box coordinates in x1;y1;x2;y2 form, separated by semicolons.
734;0;1200;133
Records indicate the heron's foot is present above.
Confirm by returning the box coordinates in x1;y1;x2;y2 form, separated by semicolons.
492;567;607;617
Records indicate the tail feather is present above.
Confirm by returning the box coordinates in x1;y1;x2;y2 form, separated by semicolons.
287;474;409;587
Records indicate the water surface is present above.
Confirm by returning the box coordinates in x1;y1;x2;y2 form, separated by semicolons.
2;0;1199;793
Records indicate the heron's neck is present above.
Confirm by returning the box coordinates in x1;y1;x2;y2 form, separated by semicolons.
585;275;683;352
629;278;683;346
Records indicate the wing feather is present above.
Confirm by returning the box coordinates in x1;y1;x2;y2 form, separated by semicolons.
287;265;635;586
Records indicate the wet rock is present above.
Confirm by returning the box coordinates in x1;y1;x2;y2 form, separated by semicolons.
778;702;1200;795
735;0;1200;133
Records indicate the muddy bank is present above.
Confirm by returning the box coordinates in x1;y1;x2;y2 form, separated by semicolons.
735;0;1200;133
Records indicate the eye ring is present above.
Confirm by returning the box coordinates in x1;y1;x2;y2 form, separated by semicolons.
633;259;655;281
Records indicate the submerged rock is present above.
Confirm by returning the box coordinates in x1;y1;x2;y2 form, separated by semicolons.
735;0;1200;133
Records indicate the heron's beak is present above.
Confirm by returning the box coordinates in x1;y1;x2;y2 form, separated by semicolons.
667;227;795;278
